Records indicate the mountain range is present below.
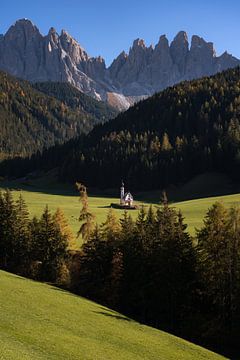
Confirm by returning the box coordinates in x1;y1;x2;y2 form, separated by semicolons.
0;19;239;110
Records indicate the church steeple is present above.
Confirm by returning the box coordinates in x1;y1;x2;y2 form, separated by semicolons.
120;181;125;205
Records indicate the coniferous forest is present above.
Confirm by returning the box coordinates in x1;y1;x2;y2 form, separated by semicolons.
1;186;240;358
60;66;240;189
2;67;240;190
0;71;116;159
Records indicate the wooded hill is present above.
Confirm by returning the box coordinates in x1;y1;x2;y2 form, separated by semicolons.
2;67;240;189
33;81;117;124
61;66;240;189
0;71;116;159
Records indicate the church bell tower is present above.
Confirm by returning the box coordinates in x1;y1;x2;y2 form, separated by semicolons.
120;181;125;205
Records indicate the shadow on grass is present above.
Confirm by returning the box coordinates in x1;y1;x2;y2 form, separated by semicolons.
97;205;112;209
2;172;240;205
0;181;120;199
93;310;132;322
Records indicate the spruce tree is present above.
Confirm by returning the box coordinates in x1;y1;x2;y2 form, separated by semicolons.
197;203;240;330
78;224;111;302
147;205;196;329
13;194;31;273
197;202;229;326
101;208;120;243
36;206;68;282
0;190;17;269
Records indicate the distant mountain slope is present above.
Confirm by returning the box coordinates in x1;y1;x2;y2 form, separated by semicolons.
0;270;225;360
0;18;239;110
0;71;116;158
33;82;117;123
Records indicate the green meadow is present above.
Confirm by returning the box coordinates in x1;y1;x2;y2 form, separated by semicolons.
0;270;226;360
1;173;240;242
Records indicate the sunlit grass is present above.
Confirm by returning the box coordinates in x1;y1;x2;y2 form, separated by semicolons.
0;270;226;360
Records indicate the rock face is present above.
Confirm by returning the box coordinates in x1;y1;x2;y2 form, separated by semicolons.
0;19;239;110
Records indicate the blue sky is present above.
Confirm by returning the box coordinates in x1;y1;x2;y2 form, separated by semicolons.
1;0;240;66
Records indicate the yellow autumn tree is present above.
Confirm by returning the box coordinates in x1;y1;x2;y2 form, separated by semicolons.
54;208;76;249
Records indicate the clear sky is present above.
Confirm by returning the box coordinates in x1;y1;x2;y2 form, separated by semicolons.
1;0;240;66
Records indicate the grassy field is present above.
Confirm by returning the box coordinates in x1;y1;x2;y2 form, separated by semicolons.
1;178;240;240
0;270;226;360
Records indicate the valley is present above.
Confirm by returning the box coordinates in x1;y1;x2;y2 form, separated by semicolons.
1;6;240;358
1;172;240;241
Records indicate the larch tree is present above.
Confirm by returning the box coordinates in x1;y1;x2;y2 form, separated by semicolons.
54;208;76;249
76;182;95;241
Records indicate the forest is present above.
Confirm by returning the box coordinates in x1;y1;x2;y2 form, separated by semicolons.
2;67;240;190
0;186;240;359
0;71;116;159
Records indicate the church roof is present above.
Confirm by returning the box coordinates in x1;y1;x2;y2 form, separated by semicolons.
124;192;133;200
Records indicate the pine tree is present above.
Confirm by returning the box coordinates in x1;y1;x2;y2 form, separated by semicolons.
147;205;196;329
76;182;95;241
13;194;31;273
108;250;124;308
36;206;69;282
0;190;17;269
101;208;120;243
197;202;230;326
225;207;240;329
119;210;134;241
78;224;112;302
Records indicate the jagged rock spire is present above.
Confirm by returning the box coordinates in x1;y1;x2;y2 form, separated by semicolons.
0;19;239;110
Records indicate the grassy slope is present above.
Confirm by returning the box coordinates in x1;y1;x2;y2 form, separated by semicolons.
0;270;226;360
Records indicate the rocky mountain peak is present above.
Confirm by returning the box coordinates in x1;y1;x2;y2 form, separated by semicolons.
0;20;239;110
60;29;80;47
47;27;59;45
174;31;188;42
13;18;36;30
191;35;215;55
156;34;168;47
5;18;41;41
170;31;189;75
48;27;58;37
132;38;146;49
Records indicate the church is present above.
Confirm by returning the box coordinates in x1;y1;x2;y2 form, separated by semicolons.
120;182;134;207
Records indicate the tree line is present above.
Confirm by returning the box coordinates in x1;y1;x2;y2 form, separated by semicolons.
1;186;240;357
2;67;240;190
0;189;73;283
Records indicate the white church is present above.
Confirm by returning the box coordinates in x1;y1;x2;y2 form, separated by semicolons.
120;182;134;207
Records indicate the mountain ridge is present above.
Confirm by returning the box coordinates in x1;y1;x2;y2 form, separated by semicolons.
0;18;239;110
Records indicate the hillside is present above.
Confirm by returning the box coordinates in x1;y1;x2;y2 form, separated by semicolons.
0;71;116;159
2;67;240;189
0;270;225;360
58;67;240;190
33;81;117;122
